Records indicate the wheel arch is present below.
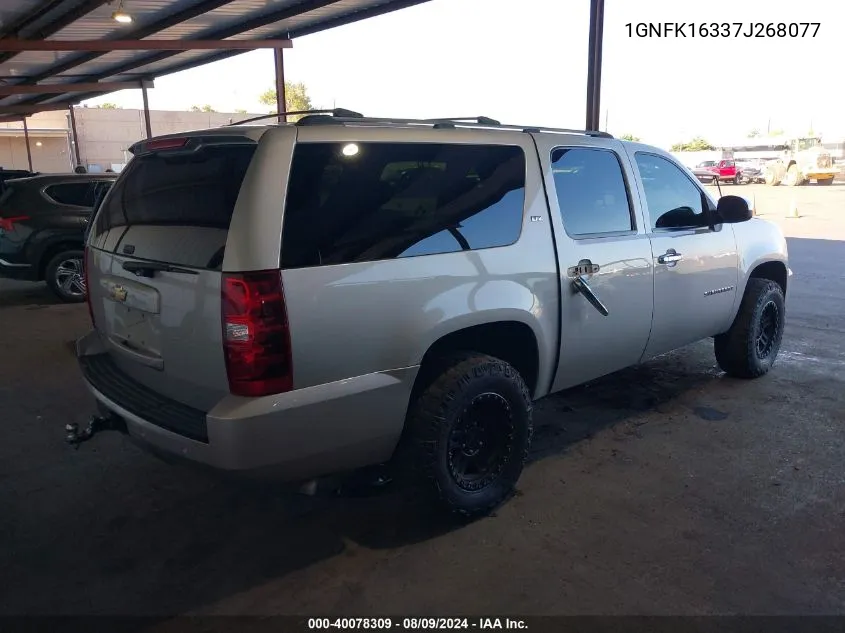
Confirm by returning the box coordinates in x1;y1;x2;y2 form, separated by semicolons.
729;217;789;325
37;239;84;280
409;319;543;407
749;260;788;295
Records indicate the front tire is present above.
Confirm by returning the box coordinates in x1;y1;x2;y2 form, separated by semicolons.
785;163;803;186
404;353;533;517
765;170;780;186
45;249;86;303
714;279;785;379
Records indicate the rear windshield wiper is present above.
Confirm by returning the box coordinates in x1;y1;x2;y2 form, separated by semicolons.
122;260;199;277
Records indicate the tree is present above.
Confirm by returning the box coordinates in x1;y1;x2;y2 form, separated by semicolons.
190;104;216;112
768;128;784;137
97;102;120;109
670;137;714;151
258;81;313;120
619;133;640;142
234;108;247;114
747;129;761;138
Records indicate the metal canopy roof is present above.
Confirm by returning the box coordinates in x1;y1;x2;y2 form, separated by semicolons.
0;0;431;119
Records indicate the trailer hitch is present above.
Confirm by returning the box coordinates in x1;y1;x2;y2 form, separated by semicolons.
65;414;126;448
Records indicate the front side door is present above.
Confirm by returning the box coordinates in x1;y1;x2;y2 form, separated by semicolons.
627;151;739;359
535;137;655;392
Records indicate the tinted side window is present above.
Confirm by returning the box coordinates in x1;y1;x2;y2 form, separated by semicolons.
634;153;707;230
550;147;633;237
45;182;93;207
281;142;525;268
0;182;21;210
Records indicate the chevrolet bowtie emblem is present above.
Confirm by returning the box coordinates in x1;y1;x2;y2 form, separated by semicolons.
110;285;128;302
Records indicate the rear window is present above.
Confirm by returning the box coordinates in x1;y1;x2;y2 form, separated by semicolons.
281;142;526;268
96;144;256;233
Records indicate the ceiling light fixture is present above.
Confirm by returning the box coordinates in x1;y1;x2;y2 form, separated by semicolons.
112;0;132;23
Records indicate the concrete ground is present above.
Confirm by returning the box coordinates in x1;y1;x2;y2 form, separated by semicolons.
1;184;844;616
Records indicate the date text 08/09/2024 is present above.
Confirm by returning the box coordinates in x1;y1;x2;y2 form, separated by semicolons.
626;22;820;38
307;618;527;630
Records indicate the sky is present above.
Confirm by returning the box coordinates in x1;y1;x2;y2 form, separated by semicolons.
83;0;844;149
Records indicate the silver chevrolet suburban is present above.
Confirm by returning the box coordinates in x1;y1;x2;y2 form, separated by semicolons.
75;111;788;516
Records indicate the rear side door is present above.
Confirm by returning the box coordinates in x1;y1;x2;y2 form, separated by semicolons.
43;179;106;233
533;135;655;391
626;150;739;359
2;180;94;267
87;135;261;411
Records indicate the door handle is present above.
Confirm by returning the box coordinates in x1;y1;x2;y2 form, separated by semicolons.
572;275;609;317
658;250;683;265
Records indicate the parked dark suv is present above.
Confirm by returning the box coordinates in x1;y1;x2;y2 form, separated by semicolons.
0;174;116;302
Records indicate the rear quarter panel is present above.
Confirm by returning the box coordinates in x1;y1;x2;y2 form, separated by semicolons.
275;126;560;399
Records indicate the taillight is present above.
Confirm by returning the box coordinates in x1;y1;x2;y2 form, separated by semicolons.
0;215;29;231
221;270;293;397
144;137;188;152
84;246;95;327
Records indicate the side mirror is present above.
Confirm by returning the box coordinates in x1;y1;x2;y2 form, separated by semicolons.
715;195;753;223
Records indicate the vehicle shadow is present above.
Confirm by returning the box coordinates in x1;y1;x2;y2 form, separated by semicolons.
0;344;721;617
0;280;62;308
108;236;833;618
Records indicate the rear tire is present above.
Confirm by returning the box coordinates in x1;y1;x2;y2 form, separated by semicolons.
45;249;86;303
403;353;533;517
714;279;785;379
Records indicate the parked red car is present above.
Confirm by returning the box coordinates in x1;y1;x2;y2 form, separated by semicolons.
692;159;743;184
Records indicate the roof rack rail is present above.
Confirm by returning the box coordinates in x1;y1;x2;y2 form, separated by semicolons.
226;108;363;126
293;114;613;138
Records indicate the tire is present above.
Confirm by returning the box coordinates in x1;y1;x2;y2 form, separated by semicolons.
734;174;741;185
714;279;785;379
817;177;834;186
765;170;780;186
45;249;86;303
402;353;533;517
785;163;802;186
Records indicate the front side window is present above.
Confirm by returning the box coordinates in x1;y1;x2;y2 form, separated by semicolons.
281;142;526;268
91;182;113;214
634;153;708;230
550;147;633;237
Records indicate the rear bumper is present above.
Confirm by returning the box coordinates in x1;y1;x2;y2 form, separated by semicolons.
0;257;37;281
76;330;417;480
